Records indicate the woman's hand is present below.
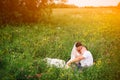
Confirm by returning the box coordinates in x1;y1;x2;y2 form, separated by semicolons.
65;64;70;69
66;60;72;66
65;60;72;69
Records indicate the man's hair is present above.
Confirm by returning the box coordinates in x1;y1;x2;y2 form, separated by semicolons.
84;46;88;50
75;42;82;47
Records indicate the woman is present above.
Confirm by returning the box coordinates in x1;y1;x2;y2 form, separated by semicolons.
70;42;83;60
66;42;83;69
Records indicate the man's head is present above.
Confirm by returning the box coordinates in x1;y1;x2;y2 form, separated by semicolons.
75;42;82;53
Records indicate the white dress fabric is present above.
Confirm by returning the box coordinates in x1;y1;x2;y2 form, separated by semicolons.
44;58;66;68
70;42;81;60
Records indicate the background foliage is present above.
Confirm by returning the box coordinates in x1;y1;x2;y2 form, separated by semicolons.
0;0;52;24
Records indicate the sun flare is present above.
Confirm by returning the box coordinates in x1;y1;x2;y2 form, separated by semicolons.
66;0;120;7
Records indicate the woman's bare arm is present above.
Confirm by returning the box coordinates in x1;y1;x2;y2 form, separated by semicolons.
67;55;85;66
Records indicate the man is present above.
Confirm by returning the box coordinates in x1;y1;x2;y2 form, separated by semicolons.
66;42;93;69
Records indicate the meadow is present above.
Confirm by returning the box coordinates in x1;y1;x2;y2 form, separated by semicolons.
0;8;120;80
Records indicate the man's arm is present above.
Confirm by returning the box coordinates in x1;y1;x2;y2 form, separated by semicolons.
67;56;85;66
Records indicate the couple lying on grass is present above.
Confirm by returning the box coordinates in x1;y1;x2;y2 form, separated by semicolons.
45;42;93;70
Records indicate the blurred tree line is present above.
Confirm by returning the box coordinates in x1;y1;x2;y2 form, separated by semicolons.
118;2;120;8
0;0;52;24
50;3;78;8
50;0;78;8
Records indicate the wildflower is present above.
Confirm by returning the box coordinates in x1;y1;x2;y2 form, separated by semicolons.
96;59;102;66
57;27;61;30
35;26;38;29
76;32;79;34
20;67;24;71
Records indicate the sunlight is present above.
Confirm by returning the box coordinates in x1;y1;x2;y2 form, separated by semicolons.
66;0;120;7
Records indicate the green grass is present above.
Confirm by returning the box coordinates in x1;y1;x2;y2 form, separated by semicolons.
0;8;120;80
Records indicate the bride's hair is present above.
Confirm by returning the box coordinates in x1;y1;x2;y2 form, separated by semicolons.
75;42;82;47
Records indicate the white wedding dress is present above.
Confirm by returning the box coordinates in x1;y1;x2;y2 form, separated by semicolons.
44;58;66;68
44;42;79;68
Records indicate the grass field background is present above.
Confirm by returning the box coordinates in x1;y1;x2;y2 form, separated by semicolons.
0;8;120;80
